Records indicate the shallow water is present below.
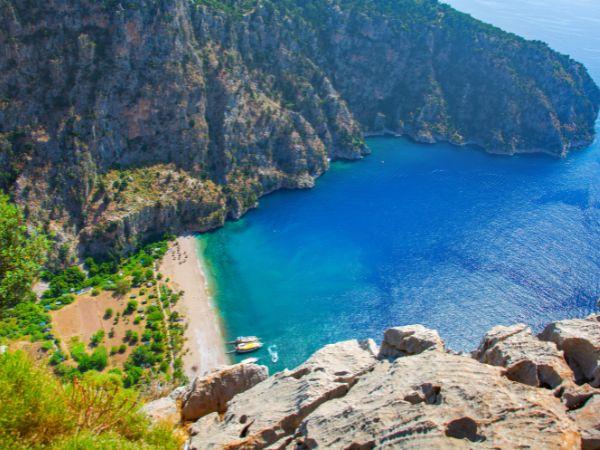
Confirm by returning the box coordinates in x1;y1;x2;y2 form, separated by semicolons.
199;0;600;371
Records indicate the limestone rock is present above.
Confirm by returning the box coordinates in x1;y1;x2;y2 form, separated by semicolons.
140;396;179;425
294;351;580;449
1;0;598;258
181;362;268;421
570;395;600;450
188;339;378;449
475;323;573;388
378;324;445;359
539;315;600;387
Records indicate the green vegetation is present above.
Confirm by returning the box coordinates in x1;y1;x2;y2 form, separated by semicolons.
0;193;47;309
89;330;105;347
0;195;183;440
69;340;108;373
124;300;138;315
0;351;181;449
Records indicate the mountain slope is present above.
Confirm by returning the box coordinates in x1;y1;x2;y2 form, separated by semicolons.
0;0;598;258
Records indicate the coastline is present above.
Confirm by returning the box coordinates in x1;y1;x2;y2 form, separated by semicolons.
159;234;229;379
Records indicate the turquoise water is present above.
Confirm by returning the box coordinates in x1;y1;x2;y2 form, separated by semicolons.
199;1;600;371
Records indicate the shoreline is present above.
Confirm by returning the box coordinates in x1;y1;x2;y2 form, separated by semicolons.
159;234;230;379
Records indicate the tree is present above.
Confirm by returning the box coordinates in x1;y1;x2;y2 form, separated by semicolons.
115;278;131;297
0;194;48;308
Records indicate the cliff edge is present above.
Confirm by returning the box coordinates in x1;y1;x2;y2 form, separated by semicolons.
145;314;600;449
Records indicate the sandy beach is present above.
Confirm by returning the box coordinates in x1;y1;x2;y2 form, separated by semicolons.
160;234;229;379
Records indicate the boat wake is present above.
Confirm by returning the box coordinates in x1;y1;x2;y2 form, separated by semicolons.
268;345;279;363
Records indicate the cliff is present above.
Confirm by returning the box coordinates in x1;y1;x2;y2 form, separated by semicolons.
144;315;600;449
0;0;599;258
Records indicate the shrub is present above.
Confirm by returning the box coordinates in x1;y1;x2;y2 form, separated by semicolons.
115;278;132;296
90;330;105;347
124;300;137;315
118;344;127;354
0;352;181;448
78;347;108;372
123;366;143;388
129;332;139;345
0;351;72;446
129;346;156;367
133;316;142;325
104;308;113;319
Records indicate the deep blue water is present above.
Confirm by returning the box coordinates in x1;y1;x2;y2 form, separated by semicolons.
199;0;600;371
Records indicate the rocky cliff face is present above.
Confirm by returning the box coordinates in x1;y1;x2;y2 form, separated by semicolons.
147;315;600;449
1;0;598;258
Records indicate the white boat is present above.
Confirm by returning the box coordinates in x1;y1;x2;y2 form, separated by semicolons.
228;336;260;345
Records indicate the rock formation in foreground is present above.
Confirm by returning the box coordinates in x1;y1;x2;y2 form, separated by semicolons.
1;0;599;258
146;316;600;449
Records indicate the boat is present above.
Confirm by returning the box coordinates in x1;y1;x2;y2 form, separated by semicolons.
235;342;264;354
227;336;260;345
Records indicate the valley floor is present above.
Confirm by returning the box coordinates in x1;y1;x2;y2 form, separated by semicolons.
160;235;229;378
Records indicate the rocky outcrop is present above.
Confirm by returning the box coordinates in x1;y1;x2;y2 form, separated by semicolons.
540;315;600;387
570;395;600;450
475;323;573;389
378;324;445;358
145;315;600;449
181;361;268;421
189;339;378;449
1;0;599;258
294;351;579;449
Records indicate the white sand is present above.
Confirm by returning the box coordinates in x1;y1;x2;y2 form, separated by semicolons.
160;234;229;378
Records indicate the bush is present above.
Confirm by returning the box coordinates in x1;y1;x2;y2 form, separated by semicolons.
129;332;139;345
0;351;72;446
129;345;156;367
0;352;181;448
0;301;50;342
115;278;132;296
118;344;127;354
124;300;137;315
90;330;105;347
104;308;113;319
79;347;108;372
123;366;143;388
72;342;108;372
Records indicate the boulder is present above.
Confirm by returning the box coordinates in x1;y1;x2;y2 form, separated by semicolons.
570;395;600;450
140;396;179;425
181;362;268;421
378;324;445;359
140;385;188;424
539;315;600;387
293;351;581;449
188;339;378;449
474;323;573;388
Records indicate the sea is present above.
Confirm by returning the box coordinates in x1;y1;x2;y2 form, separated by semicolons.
198;0;600;371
